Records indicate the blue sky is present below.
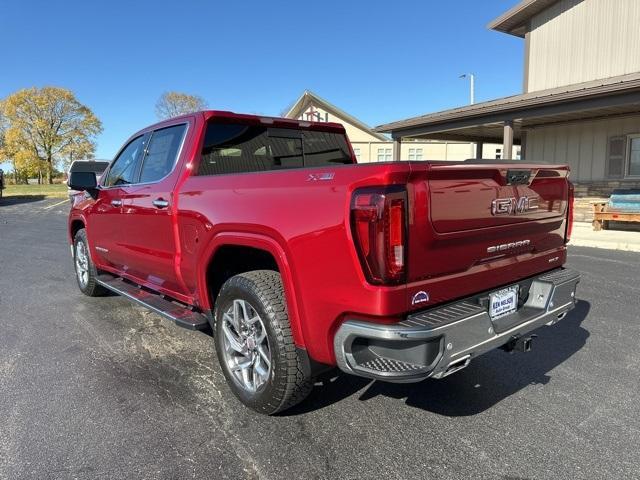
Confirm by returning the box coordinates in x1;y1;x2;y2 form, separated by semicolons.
1;0;523;162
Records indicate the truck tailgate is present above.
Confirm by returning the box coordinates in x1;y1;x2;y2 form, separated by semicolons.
407;162;570;282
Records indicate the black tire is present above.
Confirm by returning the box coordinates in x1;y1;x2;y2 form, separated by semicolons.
73;228;106;297
213;270;313;415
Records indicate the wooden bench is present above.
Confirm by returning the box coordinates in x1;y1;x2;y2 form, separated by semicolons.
592;191;640;231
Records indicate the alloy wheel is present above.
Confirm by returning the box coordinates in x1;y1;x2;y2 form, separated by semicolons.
221;299;271;392
75;241;89;288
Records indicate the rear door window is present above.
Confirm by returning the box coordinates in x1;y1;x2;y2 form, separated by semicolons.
139;124;187;183
198;123;352;176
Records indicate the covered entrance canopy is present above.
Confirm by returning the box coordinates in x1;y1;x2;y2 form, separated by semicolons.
376;72;640;160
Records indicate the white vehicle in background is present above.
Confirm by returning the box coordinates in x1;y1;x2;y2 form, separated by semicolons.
67;160;110;204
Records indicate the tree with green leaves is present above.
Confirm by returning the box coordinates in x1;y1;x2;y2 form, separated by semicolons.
1;87;102;184
155;91;207;119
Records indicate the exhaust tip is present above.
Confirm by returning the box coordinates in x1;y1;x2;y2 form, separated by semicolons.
440;355;471;378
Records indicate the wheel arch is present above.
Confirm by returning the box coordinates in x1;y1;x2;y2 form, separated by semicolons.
69;216;86;243
198;232;305;348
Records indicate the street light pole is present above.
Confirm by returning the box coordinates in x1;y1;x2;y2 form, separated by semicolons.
459;73;475;105
460;73;476;158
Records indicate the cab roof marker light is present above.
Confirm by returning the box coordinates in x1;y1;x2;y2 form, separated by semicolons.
260;117;275;124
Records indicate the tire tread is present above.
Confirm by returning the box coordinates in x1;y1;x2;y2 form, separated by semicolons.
214;270;313;414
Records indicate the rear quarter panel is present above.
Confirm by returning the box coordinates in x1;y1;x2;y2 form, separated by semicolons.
178;163;413;364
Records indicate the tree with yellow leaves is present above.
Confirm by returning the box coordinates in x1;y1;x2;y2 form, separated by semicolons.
14;148;46;183
1;87;102;184
155;91;207;120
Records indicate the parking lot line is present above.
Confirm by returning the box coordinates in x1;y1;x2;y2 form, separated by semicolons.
43;199;69;209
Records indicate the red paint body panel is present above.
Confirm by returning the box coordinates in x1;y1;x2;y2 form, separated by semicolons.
406;162;569;281
69;111;573;366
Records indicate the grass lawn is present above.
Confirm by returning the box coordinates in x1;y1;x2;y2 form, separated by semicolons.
2;183;68;199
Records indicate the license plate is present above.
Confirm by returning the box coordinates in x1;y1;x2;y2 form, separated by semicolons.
489;286;519;319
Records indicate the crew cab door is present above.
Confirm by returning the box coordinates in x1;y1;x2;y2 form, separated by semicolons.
88;134;147;271
117;123;190;297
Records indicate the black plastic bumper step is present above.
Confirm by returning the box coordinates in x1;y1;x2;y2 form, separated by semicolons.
96;273;209;331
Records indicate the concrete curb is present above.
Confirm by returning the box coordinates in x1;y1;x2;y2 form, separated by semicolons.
569;222;640;253
569;239;640;252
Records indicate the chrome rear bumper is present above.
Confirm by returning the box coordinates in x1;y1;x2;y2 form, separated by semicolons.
333;268;580;382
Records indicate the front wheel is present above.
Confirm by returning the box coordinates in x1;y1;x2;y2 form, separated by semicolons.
213;270;313;415
73;229;106;297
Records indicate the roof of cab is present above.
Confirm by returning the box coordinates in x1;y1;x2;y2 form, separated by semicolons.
201;110;347;132
129;110;348;143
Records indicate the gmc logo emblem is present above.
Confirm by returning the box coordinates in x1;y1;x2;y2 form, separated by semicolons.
491;196;539;216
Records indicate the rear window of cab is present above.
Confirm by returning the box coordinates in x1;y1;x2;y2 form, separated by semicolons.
197;123;353;176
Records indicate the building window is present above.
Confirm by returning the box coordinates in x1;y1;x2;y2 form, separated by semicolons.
377;147;392;162
408;148;423;160
516;149;521;160
629;136;640;176
495;148;502;160
353;148;361;161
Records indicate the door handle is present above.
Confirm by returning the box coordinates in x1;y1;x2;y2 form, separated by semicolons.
152;199;169;209
111;199;122;207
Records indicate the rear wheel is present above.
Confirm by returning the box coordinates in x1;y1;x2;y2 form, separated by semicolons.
213;270;313;415
73;229;106;297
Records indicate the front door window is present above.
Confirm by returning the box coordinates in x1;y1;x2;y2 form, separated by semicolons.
103;136;145;187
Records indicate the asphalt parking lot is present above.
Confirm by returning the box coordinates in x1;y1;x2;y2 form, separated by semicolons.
1;197;639;480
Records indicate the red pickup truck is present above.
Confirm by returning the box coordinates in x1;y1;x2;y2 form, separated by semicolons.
68;111;580;414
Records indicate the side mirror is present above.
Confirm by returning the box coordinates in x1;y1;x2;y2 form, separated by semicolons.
68;171;98;192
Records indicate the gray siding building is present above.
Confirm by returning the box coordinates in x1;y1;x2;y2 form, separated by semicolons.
377;0;640;196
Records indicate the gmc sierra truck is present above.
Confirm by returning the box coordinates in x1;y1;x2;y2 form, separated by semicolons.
68;111;580;414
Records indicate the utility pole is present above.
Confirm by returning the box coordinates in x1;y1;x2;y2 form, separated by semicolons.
460;73;476;157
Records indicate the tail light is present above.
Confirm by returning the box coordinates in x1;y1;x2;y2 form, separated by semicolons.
565;182;574;242
350;187;407;285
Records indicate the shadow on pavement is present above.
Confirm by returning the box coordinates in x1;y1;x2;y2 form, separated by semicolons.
0;195;47;206
287;300;590;417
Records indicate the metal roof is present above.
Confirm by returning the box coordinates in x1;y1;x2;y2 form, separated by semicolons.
487;0;561;37
376;73;640;139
